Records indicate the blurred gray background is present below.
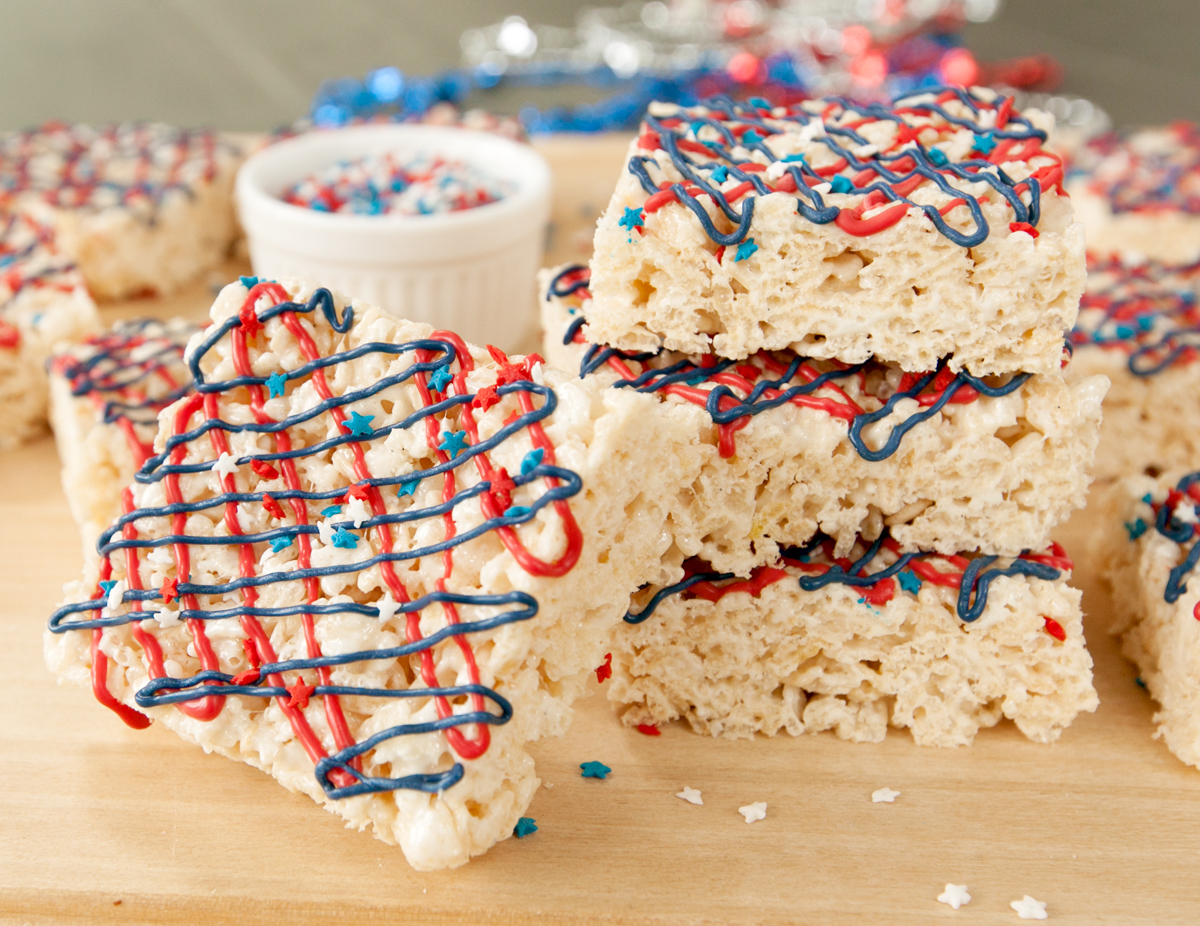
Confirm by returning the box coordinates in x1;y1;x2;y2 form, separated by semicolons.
0;0;1194;131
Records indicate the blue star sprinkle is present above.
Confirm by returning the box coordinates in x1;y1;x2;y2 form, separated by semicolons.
742;130;763;145
439;430;469;459
398;478;420;497
830;175;854;194
782;153;807;163
331;527;358;549
897;570;922;595
1125;518;1147;541
429;365;454;392
269;536;294;553
99;580;117;595
735;238;759;262
265;371;287;399
711;165;729;183
341;411;375;437
520;448;544;476
505;505;531;519
972;131;996;155
239;275;259;289
927;148;949;167
321;505;342;518
580;761;611;780
514;817;538;838
618;206;644;231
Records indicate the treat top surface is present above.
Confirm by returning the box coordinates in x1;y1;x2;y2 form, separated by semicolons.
49;276;582;802
0;121;236;217
1070;253;1200;376
282;151;510;216
1126;471;1200;611
0;210;85;347
621;85;1062;249
1070;122;1200;215
50;317;201;466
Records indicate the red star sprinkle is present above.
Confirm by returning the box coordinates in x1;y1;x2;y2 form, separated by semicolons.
286;676;317;710
261;493;285;520
1043;616;1066;641
489;467;516;510
473;384;501;411
251;459;279;479
242;638;260;667
636;724;661;736
231;668;260;686
160;577;179;603
344;482;372;501
595;653;613;684
239;302;265;339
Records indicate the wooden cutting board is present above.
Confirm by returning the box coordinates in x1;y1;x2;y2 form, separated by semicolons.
2;137;1198;926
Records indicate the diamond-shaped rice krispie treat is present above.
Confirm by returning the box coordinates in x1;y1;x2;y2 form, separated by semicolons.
45;277;697;870
1095;470;1200;767
544;265;1107;567
1066;123;1200;264
49;317;201;552
0;211;99;446
0;122;243;299
611;531;1097;747
1067;253;1200;482
587;87;1083;374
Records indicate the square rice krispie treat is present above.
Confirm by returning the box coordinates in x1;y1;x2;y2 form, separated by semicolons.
1067;253;1200;482
587;87;1083;374
1066;123;1200;264
1096;470;1200;767
610;530;1097;747
49;316;201;552
0;211;99;446
0;122;244;299
544;265;1107;569
46;277;698;870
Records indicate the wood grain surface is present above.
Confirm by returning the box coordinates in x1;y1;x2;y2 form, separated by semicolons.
3;137;1199;926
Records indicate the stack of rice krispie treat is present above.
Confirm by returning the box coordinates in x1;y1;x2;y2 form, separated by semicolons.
547;87;1108;746
46;277;701;870
48;316;202;551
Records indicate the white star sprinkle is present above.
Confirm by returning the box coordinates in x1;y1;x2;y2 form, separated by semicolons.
376;594;399;622
1174;501;1198;524
153;605;180;630
853;143;879;158
738;801;767;823
346;495;372;528
211;452;239;479
812;182;832;195
765;160;788;181
1011;896;1048;920
872;787;900;803
105;579;126;612
938;884;971;910
316;520;335;545
530;361;545;385
798;119;826;142
676;787;703;805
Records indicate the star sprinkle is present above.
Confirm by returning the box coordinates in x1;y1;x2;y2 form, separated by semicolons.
376;594;399;622
830;174;854;194
505;505;531;519
676;787;703;806
346;495;371;528
286;676;316;710
872;787;900;803
738;802;767;824
331;527;358;549
321;505;342;518
341;410;375;437
265;371;287;398
211;452;239;479
580;761;611;780
104;579;126;612
159;576;179;603
1125;518;1147;540
710;165;728;183
520;447;544;475
251;459;279;480
398;478;420;497
937;884;971;910
897;570;922;595
238;301;264;339
269;536;293;554
618;206;644;231
1011;896;1048;920
239;275;259;289
472;384;501;411
636;724;660;736
734;238;758;262
972;131;997;155
429;365;454;393
927;147;950;167
439;430;469;459
514;817;538;838
595;652;612;683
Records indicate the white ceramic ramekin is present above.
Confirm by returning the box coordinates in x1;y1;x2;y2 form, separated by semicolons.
235;124;552;351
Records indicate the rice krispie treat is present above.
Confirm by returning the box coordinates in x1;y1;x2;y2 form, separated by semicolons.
614;527;1094;743
0;211;99;447
1096;470;1200;767
1067;253;1200;482
544;265;1107;568
49;317;201;551
0;122;243;299
587;87;1083;374
45;277;698;870
611;531;1097;747
1066;123;1200;264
